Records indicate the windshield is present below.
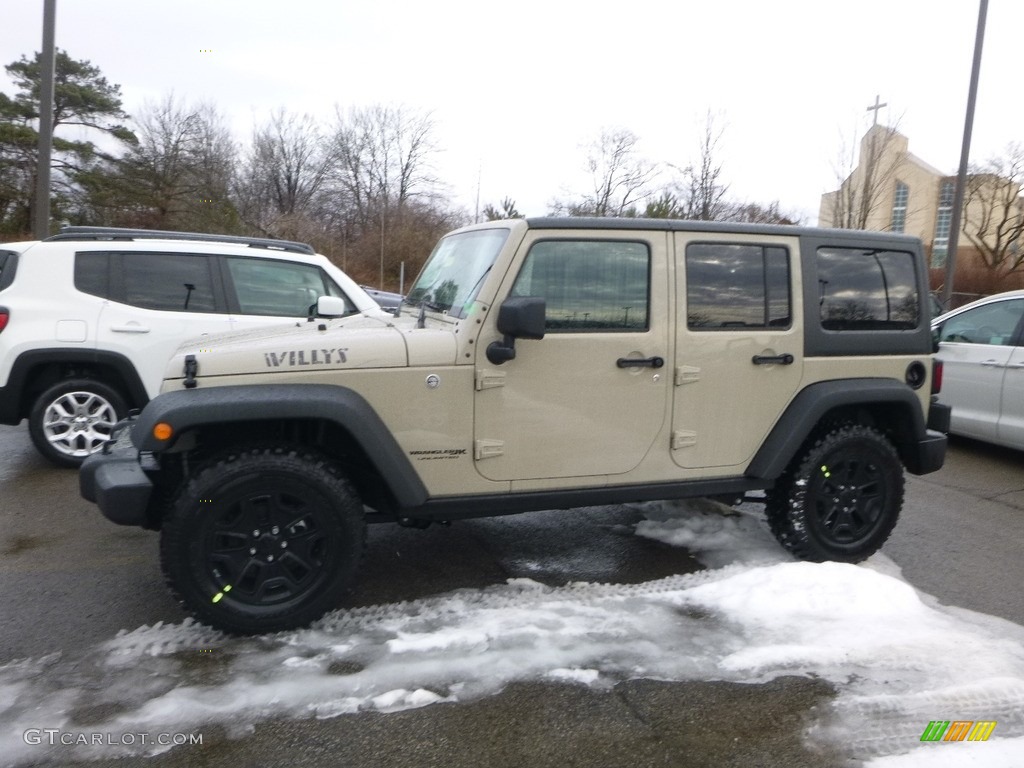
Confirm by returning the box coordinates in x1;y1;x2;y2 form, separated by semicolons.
405;228;509;319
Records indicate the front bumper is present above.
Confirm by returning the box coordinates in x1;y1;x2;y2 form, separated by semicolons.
79;428;153;527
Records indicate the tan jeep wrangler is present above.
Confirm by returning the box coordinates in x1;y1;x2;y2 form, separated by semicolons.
80;218;949;634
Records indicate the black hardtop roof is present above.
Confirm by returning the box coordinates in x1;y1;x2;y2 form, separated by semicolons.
524;217;922;246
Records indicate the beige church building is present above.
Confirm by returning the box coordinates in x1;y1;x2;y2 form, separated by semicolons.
819;125;1024;297
819;126;958;268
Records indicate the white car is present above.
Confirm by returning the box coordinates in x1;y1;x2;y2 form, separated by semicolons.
932;290;1024;450
0;226;386;466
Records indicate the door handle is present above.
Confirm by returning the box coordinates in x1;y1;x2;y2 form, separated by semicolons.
980;360;1004;367
616;356;664;369
110;324;151;333
752;354;794;365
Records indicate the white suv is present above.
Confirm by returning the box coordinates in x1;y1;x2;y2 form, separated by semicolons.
0;226;384;466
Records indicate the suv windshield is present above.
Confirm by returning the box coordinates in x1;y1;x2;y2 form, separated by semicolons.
405;228;509;319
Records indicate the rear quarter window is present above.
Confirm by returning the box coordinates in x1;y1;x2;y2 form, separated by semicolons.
817;247;919;331
0;250;18;291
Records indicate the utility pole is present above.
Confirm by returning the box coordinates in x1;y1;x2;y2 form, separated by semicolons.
33;0;57;239
942;0;989;309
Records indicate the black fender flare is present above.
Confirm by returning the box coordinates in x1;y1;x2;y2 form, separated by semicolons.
746;378;929;480
132;384;428;508
0;348;149;424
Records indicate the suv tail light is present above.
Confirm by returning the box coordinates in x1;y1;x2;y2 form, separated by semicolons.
0;309;8;334
931;359;943;394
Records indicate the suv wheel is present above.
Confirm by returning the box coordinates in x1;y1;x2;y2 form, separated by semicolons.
160;446;366;635
28;379;127;468
765;424;904;563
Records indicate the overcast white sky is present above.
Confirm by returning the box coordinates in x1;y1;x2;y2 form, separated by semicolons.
2;0;1023;225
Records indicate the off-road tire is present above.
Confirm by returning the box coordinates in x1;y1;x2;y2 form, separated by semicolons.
765;424;904;563
28;378;127;468
159;445;366;634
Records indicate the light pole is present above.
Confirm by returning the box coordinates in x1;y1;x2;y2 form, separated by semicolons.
33;0;57;239
942;0;989;309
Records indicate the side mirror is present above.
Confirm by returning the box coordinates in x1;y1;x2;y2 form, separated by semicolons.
931;325;942;354
311;295;349;320
486;296;546;365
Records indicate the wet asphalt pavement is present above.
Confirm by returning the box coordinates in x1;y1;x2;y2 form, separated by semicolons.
1;423;1022;767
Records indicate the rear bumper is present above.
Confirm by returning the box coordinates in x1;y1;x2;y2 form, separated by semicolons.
927;401;951;434
905;428;947;476
79;430;153;527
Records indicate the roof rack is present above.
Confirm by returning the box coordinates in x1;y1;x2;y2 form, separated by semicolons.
44;226;316;255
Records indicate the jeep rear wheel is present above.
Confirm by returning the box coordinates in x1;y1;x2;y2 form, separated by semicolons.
765;424;904;563
28;379;126;468
160;446;366;634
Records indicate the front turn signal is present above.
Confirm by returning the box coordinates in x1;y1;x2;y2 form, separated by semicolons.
153;422;174;441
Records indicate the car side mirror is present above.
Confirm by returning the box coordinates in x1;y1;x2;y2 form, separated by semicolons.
486;296;546;365
931;325;942;353
311;295;349;320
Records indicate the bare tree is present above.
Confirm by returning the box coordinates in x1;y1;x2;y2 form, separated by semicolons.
235;109;331;239
676;111;730;221
825;123;904;230
319;104;452;287
963;144;1024;275
553;128;658;217
328;105;441;233
727;201;799;225
92;94;237;230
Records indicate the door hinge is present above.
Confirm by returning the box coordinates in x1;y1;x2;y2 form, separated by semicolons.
475;370;507;391
675;365;700;386
671;430;697;449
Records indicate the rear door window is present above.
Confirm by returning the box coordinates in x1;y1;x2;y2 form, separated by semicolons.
74;252;110;299
117;252;219;312
685;243;791;329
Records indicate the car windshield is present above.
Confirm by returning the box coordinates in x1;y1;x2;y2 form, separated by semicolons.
405;228;509;319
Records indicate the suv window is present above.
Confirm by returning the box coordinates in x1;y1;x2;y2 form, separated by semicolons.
817;247;918;330
120;252;217;312
510;240;649;331
0;250;18;291
686;243;790;329
226;257;352;317
938;299;1024;346
73;252;109;299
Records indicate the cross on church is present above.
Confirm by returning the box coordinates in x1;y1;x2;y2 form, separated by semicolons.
867;95;887;126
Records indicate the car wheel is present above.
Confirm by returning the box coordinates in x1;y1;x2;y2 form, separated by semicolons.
28;379;127;468
160;446;366;635
765;424;904;563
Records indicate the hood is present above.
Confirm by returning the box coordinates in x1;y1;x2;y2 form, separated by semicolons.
163;311;459;382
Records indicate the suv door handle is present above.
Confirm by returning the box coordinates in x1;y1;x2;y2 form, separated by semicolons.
752;354;794;365
110;324;151;333
980;360;1005;367
616;356;664;369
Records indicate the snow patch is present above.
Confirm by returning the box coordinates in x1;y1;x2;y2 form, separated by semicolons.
1;500;1022;765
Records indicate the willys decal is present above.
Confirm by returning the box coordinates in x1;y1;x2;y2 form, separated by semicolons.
264;349;348;367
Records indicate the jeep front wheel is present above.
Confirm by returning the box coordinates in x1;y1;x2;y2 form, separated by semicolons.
160;447;366;634
765;424;904;563
28;379;126;468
